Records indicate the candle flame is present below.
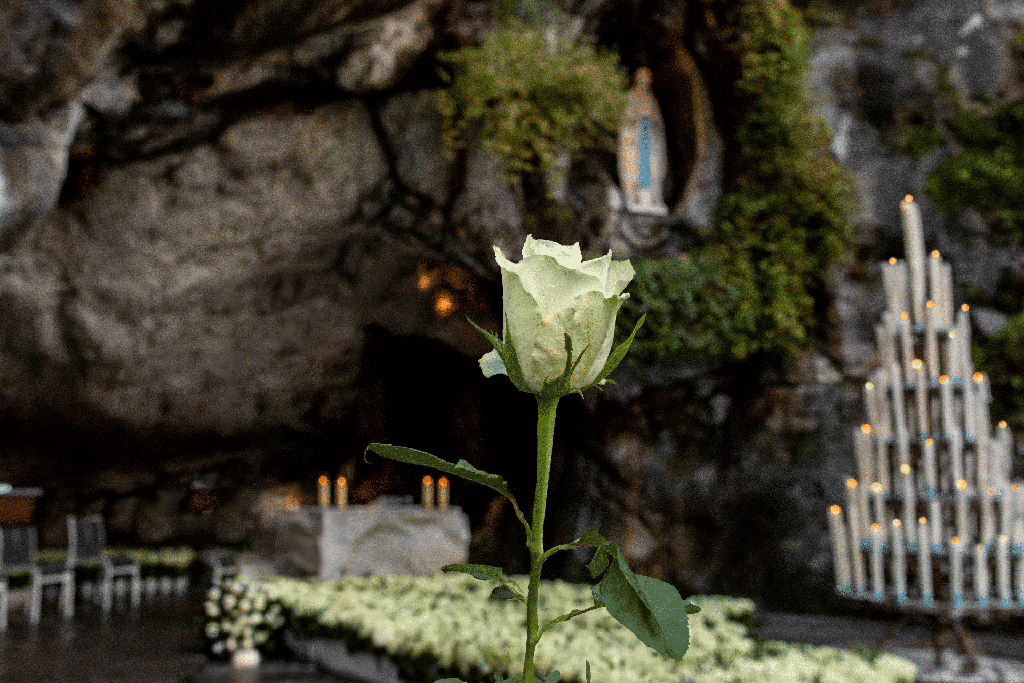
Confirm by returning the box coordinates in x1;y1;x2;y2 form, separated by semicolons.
439;477;448;487
1001;534;1009;542
889;257;897;265
926;300;934;308
901;311;909;320
423;475;433;485
435;292;455;317
931;250;940;258
893;518;902;528
830;504;842;515
1013;483;1021;493
871;523;881;532
871;482;882;493
939;375;949;384
318;475;328;485
948;331;956;339
926;438;933;445
847;478;858;488
919;516;927;524
861;423;871;434
999;420;1007;428
951;536;960;545
987;486;996;495
901;463;910;475
957;479;967;490
962;303;969;311
905;194;914;203
973;371;983;383
337;477;346;485
912;358;923;369
865;381;874;390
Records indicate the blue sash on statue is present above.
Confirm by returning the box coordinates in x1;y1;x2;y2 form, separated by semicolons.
639;116;652;190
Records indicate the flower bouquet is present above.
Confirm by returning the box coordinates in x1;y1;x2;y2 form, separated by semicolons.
194;577;288;660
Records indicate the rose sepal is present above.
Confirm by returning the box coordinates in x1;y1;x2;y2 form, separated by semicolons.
585;313;646;394
536;332;592;402
466;313;532;395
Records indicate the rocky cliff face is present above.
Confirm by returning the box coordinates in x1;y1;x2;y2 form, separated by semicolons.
0;0;1023;618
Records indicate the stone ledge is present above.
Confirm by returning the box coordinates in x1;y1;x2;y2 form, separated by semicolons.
283;629;407;683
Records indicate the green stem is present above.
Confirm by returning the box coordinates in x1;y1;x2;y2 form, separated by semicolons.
521;393;559;683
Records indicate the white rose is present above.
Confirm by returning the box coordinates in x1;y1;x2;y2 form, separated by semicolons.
205;622;220;639
473;235;643;397
205;602;220;618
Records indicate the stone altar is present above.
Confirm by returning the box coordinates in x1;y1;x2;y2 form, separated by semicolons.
263;495;471;580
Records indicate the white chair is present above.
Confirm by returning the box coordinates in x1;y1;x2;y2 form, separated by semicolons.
66;514;141;612
0;526;74;629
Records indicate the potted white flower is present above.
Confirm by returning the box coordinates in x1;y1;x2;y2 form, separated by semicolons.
194;577;288;664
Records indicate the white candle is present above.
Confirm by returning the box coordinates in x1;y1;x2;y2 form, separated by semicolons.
892;518;907;599
1000;487;1012;540
956;478;969;541
876;323;897;376
883;257;907;317
846;479;862;549
856;424;873;486
919;516;933;602
941;261;954;329
923;437;938;496
871;523;885;599
437;476;449;509
998;422;1013;481
940;375;954;437
422;475;434;507
982;485;995;544
900;311;915;384
930;497;943;547
951;536;964;603
875;366;893;440
901;195;927;326
998;534;1011;604
1013;483;1024;546
865;382;880;436
1016;528;1024;602
929;251;942;314
964;372;977;441
318;475;330;508
336;476;347;507
913;359;927;437
946;331;960;384
901;463;916;547
975;542;990;604
951;429;965;486
959;307;973;383
872;482;887;545
926;301;939;385
829;505;853;591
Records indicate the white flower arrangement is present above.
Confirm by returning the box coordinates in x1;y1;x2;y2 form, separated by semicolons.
196;578;287;658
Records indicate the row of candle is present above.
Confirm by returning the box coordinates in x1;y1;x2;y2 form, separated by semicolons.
316;475;451;509
829;506;1024;606
844;474;1024;547
889;195;954;329
854;422;1012;500
872;313;979;426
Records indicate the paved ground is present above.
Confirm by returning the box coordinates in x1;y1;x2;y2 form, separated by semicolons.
3;583;1022;683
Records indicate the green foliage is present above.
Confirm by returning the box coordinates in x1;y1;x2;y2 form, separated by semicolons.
971;312;1024;433
923;98;1024;241
615;0;859;365
433;15;629;194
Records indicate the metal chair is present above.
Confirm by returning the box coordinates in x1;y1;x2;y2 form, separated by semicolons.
66;514;141;612
0;526;74;629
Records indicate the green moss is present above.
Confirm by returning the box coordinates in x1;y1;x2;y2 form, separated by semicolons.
433;13;629;196
614;0;860;366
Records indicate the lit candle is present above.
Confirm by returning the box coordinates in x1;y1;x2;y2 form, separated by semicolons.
318;475;329;508
876;366;893;439
998;422;1013;483
923;437;938;497
978;374;992;444
1013;483;1023;547
901;463;916;547
856;425;873;488
422;475;434;507
872;482;887;545
889;361;908;491
940;375;954;437
929;496;943;547
865;382;880;437
926;301;940;385
964;370;977;440
956;478;969;541
1016;528;1024;602
959;306;973;384
871;523;885;600
901;194;927;326
951;429;965;486
828;505;853;592
1000;487;1012;540
928;251;942;312
882;257;908;317
913;359;927;437
900;311;914;384
946;331;960;384
852;511;867;594
976;542;990;606
846;479;862;550
919;516;933;602
335;476;347;507
437;476;449;509
998;534;1011;605
982;486;995;544
951;536;964;604
892;518;907;600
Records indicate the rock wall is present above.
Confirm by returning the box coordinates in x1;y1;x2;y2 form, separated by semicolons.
0;0;1022;620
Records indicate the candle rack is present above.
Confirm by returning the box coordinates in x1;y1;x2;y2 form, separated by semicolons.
828;195;1024;677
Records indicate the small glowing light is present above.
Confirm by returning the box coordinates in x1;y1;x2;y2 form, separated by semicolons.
901;311;909;320
434;292;454;318
931;250;940;258
913;359;923;369
830;504;841;516
927;300;935;308
901;464;911;475
974;372;983;383
957;479;967;490
999;421;1008;429
889;257;897;265
861;423;871;434
962;303;970;312
847;478;858;489
939;375;949;384
893;518;902;528
905;194;914;203
872;482;882;494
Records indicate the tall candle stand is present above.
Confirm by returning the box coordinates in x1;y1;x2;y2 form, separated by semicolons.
827;196;1024;676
